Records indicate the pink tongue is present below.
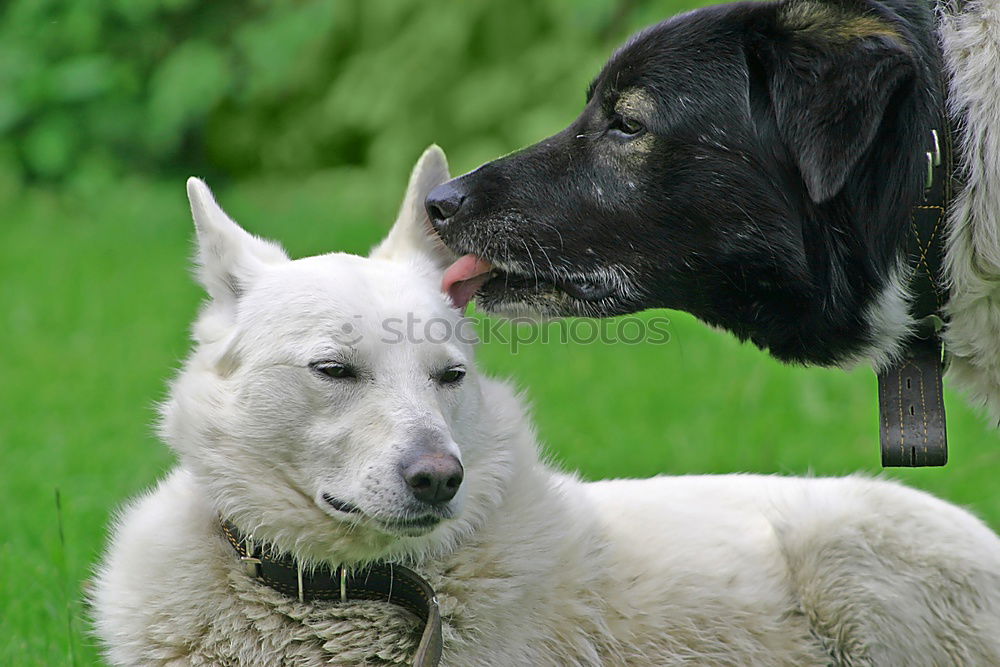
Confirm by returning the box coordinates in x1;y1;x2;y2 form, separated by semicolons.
442;254;493;310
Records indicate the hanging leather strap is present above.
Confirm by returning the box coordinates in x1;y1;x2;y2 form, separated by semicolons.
877;0;955;467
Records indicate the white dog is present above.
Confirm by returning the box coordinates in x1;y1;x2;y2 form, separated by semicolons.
93;147;1000;666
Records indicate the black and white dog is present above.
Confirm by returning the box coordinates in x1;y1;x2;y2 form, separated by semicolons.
428;0;1000;419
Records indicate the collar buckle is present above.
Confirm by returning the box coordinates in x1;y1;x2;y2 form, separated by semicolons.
240;556;262;578
930;128;942;167
240;533;262;577
925;129;942;188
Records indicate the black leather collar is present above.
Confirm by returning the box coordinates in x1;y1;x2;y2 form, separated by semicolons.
875;0;956;467
221;519;443;666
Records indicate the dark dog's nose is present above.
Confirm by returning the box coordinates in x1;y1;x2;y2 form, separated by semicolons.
402;453;464;505
425;181;466;229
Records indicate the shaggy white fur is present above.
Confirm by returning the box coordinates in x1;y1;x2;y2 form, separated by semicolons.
938;0;1000;422
92;146;1000;666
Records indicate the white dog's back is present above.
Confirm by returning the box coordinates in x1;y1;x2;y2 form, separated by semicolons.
586;474;1000;664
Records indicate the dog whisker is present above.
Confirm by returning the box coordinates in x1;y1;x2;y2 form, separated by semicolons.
519;236;541;290
536;220;567;252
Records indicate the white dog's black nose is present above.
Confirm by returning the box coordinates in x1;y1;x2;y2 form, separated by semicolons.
402;453;464;505
425;182;466;229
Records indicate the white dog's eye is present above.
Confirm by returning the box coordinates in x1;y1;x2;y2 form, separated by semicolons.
310;361;357;380
437;366;466;385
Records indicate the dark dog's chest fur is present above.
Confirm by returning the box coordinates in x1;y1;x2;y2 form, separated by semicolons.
429;0;947;367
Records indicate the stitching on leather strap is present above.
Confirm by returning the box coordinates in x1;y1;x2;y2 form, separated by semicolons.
911;205;946;309
919;363;928;448
897;368;905;457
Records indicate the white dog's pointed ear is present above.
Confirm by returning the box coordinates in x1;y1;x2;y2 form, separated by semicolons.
370;145;458;272
186;177;289;305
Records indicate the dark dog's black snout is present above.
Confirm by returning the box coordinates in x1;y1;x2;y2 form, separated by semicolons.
425;181;467;229
401;453;464;505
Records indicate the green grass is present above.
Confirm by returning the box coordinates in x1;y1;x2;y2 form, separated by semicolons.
3;168;999;665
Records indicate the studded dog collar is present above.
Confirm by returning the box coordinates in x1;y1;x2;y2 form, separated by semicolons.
221;519;443;666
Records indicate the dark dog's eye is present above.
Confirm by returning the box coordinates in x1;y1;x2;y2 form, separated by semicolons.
310;361;357;380
609;114;644;138
437;366;466;385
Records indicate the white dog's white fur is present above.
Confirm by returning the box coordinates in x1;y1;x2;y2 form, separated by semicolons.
93;146;1000;665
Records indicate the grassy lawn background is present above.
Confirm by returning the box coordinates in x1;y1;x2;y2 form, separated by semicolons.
3;167;999;665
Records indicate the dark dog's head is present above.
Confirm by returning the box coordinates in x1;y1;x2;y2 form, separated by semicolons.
428;0;939;365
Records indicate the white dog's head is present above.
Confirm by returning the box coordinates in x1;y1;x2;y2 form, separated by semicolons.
161;147;514;566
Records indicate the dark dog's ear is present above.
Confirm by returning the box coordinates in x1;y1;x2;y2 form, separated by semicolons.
751;5;915;203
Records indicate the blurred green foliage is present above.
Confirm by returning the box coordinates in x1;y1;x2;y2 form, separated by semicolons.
1;0;694;186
